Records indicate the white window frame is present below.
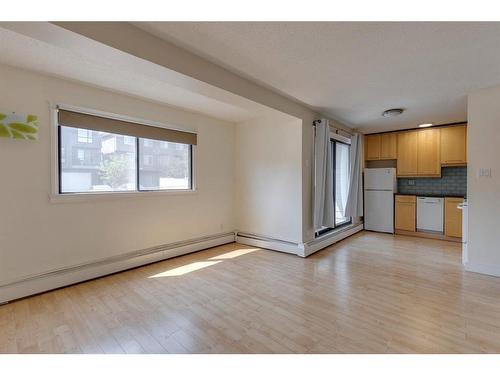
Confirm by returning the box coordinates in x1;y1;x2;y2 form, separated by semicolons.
49;103;198;203
330;130;351;145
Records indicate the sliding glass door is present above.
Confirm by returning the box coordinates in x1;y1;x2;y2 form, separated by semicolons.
315;134;352;237
335;141;351;226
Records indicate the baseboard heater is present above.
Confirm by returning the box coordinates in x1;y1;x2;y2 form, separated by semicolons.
1;224;364;303
0;232;235;304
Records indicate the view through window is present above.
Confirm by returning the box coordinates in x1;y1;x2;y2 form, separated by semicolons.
138;138;191;191
59;126;192;193
335;141;351;226
316;137;352;237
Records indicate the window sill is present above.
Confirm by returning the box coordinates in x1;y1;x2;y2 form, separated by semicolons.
49;189;198;203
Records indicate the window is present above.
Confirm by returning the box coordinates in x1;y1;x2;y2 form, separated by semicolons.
335;141;350;226
61;127;137;193
77;128;92;143
139;139;191;191
77;149;85;162
143;154;153;166
331;138;351;228
57;109;196;194
316;135;352;236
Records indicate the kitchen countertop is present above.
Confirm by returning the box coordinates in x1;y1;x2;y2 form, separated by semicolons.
395;193;466;198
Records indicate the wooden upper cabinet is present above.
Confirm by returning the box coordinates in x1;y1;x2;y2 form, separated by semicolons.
445;197;464;238
369;125;463;173
441;125;467;165
365;133;397;160
397;131;418;176
417;128;441;177
365;134;381;160
380;133;397;159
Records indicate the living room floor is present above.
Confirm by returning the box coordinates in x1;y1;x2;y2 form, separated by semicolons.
1;231;500;354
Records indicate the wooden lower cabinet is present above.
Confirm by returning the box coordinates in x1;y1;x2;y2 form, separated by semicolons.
445;197;464;238
395;195;416;232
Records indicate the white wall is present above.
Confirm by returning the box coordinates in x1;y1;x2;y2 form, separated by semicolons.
50;22;357;244
0;64;235;284
235;115;303;244
466;85;500;276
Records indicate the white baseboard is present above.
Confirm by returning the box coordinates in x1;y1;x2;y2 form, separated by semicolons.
464;261;500;278
1;226;365;303
236;224;364;258
300;223;364;257
0;232;235;303
235;232;300;256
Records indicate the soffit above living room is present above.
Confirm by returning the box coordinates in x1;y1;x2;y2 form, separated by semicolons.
0;22;281;123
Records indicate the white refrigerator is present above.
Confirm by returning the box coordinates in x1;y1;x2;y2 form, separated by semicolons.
364;168;397;233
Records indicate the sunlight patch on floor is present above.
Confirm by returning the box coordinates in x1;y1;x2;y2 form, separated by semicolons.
148;247;261;278
149;260;222;278
209;247;260;260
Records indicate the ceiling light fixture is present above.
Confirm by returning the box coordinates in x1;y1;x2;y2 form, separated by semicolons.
418;123;433;128
382;108;404;118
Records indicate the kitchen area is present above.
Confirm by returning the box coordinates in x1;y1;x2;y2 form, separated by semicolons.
363;124;468;261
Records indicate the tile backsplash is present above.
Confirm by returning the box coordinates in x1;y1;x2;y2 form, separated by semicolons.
397;167;467;197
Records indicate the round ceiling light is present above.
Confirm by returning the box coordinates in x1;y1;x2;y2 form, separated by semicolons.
382;108;404;118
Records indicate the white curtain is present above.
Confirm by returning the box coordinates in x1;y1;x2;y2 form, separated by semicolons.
313;119;335;231
345;133;364;218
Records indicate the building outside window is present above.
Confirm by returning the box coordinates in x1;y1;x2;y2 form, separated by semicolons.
124;136;135;145
77;128;93;143
144;154;153;166
58;122;193;194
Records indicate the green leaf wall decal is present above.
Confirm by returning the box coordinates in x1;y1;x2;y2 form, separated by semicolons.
0;112;38;140
26;114;37;123
9;123;38;133
0;124;10;137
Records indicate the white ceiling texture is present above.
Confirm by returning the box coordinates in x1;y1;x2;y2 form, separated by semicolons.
134;22;500;133
0;22;280;123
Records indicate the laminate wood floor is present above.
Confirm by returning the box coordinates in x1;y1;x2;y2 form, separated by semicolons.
2;231;500;353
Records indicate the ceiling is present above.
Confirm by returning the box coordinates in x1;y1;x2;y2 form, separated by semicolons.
134;22;500;133
0;23;280;123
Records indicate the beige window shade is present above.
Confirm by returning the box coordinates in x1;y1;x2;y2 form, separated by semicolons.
58;109;197;145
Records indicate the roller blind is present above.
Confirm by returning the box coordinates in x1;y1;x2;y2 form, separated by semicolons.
58;109;197;145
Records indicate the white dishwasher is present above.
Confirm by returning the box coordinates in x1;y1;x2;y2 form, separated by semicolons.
417;197;444;233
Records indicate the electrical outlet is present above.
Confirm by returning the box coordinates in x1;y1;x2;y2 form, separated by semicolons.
408;180;415;186
478;168;492;178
